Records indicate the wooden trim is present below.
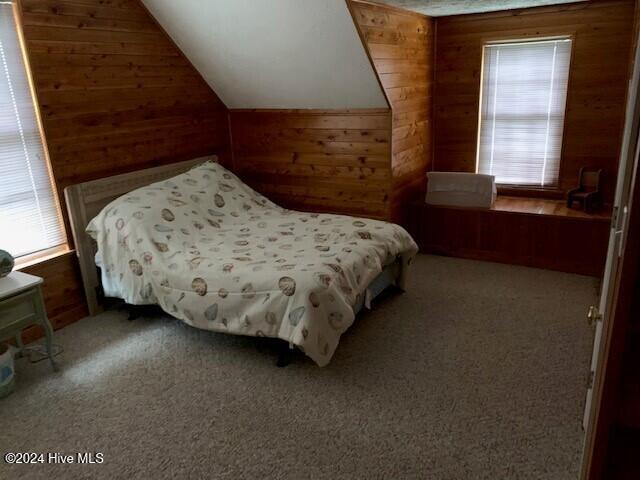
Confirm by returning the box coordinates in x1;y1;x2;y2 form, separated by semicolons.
346;0;391;108
557;32;578;191
436;0;623;22
229;108;391;114
432;17;438;173
227;110;236;172
348;0;433;19
14;245;72;270
12;0;68;250
497;185;566;200
476;29;578;44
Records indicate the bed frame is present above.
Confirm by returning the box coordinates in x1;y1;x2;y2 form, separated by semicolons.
64;157;212;316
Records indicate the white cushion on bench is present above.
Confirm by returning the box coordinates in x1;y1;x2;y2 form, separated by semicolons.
426;172;497;208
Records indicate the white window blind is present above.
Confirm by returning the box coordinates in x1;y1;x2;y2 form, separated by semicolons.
0;2;65;258
477;38;572;186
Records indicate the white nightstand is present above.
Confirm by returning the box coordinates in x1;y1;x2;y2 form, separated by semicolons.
0;271;58;371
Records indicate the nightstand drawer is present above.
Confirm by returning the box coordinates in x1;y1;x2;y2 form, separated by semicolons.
0;289;38;331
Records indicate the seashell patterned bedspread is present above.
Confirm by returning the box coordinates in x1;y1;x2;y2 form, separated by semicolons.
87;159;418;366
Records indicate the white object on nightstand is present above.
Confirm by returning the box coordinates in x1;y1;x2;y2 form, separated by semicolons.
0;271;58;371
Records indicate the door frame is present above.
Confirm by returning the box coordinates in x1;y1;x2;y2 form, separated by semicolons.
580;77;640;480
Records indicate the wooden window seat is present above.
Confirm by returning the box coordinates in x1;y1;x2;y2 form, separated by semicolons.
408;196;611;277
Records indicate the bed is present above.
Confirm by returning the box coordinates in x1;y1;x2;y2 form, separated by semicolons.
65;156;418;366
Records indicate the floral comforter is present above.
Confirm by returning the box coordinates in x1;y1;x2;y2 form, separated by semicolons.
87;159;418;366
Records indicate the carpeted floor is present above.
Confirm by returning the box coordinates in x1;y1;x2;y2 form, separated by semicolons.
1;255;598;479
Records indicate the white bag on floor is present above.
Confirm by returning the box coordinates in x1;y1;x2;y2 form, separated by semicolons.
0;344;16;398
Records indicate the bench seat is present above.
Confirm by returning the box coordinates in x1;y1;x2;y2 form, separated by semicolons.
409;196;611;277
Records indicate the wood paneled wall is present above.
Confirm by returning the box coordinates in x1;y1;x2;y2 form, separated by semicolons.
19;0;231;192
348;0;434;224
229;109;392;220
433;0;635;203
14;0;232;331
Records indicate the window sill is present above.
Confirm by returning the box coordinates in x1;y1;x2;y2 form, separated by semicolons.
15;245;74;270
497;185;565;200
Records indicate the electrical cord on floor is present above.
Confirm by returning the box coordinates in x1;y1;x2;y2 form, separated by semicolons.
19;343;64;364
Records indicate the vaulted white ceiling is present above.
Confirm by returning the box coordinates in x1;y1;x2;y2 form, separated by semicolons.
376;0;586;16
142;0;388;109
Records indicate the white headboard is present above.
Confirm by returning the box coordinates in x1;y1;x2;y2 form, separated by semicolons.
64;157;213;316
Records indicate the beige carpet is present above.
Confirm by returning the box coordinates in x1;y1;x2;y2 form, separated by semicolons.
0;255;598;479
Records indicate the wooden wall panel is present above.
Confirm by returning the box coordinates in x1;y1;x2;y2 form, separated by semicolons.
349;0;434;225
13;0;231;332
434;0;635;203
229;109;392;220
19;0;231;193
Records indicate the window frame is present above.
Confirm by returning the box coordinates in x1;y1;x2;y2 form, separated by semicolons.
475;34;576;196
3;0;68;265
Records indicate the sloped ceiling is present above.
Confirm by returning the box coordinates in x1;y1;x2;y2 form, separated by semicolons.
142;0;388;109
376;0;586;16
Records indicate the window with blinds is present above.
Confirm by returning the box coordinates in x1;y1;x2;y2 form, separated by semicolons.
476;38;572;187
0;2;65;259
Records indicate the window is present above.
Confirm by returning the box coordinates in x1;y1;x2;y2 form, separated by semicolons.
477;38;572;187
0;2;65;259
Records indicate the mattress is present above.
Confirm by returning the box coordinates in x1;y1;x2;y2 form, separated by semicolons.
87;159;418;366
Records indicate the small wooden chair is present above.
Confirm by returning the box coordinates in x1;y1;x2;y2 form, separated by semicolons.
567;168;602;213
